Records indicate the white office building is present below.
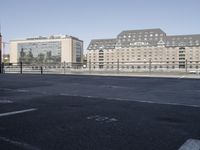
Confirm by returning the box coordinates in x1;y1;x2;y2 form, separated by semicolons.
9;35;83;65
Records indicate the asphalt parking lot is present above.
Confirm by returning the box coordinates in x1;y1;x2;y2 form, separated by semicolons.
0;74;200;150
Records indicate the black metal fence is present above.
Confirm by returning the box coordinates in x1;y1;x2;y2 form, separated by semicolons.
1;62;84;74
1;60;200;74
87;60;200;73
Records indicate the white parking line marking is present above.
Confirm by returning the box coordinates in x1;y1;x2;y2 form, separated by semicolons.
178;139;200;150
0;108;37;117
0;136;40;150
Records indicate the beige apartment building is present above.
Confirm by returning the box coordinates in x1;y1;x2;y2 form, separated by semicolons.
9;35;83;65
87;29;200;71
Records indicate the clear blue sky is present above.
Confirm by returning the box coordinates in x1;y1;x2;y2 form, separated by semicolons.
0;0;200;53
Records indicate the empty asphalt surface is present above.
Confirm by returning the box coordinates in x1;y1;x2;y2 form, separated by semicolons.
0;74;200;150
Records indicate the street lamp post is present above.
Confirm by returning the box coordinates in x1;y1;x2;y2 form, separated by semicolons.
0;32;2;74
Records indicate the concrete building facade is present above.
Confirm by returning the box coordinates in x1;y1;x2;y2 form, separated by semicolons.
87;29;200;71
9;35;83;65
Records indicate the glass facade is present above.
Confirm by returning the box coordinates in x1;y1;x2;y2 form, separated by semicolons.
74;41;82;63
17;41;61;64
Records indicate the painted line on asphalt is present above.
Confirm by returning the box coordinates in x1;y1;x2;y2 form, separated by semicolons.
178;139;200;150
87;115;118;123
0;99;13;104
0;88;29;93
0;136;40;150
16;89;29;93
113;98;200;108
59;93;200;108
0;108;37;117
127;99;200;108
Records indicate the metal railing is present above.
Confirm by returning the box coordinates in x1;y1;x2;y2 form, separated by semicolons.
1;60;200;74
1;62;84;74
86;60;200;73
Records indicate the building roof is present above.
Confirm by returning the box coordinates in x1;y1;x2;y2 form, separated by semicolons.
10;35;82;42
87;39;117;50
166;34;200;47
87;28;200;50
116;28;166;47
118;28;166;36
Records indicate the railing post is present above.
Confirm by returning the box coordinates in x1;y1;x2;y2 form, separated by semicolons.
185;59;188;73
40;66;43;75
0;62;2;74
63;61;66;74
2;62;4;74
117;59;119;73
149;59;152;73
89;60;91;73
20;61;23;74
